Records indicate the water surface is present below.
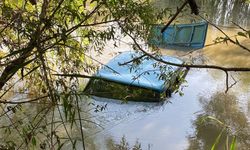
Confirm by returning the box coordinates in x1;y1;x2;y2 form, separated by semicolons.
84;0;250;149
0;0;250;150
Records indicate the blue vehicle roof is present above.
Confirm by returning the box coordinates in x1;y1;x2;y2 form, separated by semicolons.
149;21;208;50
94;51;183;93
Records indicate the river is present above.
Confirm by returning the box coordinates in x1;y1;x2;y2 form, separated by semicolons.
0;0;250;150
82;0;250;150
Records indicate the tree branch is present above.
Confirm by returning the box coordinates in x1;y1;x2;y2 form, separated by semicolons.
0;95;48;104
232;22;247;32
199;15;250;53
161;0;189;33
116;21;250;93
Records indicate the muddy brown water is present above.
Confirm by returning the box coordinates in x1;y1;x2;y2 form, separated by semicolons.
0;0;250;150
82;1;250;149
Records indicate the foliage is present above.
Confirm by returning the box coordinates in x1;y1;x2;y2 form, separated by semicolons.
199;116;237;150
107;136;142;150
0;0;170;149
0;0;249;149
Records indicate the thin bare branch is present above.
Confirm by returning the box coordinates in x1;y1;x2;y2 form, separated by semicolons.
52;73;103;80
226;74;239;93
199;15;250;53
76;95;86;150
232;22;247;32
0;95;48;104
116;20;250;93
161;0;189;33
225;71;229;93
118;53;147;66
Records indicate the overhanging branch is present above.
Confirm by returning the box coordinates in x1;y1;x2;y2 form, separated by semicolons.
117;21;250;93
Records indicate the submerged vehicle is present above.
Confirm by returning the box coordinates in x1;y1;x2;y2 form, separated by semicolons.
84;51;188;102
149;21;208;50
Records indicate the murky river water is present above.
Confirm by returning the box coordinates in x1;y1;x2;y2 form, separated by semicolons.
0;0;250;150
81;0;250;150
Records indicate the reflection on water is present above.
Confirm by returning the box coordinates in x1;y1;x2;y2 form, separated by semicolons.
86;0;250;149
85;70;220;150
188;92;250;150
1;0;250;149
154;0;250;28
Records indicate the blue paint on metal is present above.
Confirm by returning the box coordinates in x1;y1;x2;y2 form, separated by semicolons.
149;21;208;49
94;51;183;93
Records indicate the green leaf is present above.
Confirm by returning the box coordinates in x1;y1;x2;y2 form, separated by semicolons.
211;128;224;150
237;32;247;38
32;137;36;146
230;136;237;150
207;116;224;126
